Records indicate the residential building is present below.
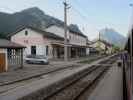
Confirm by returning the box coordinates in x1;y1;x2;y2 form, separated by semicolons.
10;24;88;59
46;24;88;58
86;40;98;55
90;40;113;54
9;26;64;59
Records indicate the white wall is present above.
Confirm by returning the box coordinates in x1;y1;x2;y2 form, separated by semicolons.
91;41;106;50
86;48;90;55
69;32;87;46
46;25;87;46
46;25;69;38
11;28;50;57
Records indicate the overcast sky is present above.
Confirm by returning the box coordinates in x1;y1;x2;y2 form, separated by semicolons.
0;0;132;40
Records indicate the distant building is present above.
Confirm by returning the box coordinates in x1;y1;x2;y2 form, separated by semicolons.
90;40;113;54
86;40;100;55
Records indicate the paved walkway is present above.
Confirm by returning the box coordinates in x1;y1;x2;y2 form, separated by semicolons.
0;55;103;86
0;62;81;86
88;64;123;100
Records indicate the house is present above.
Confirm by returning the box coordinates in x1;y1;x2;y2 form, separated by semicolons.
0;39;25;72
90;40;113;54
9;24;88;59
9;26;64;59
46;24;88;58
86;40;99;55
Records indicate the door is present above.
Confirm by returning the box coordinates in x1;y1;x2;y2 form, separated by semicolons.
46;46;49;56
0;53;6;73
31;46;36;55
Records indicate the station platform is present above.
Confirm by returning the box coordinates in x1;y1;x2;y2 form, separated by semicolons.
88;64;123;100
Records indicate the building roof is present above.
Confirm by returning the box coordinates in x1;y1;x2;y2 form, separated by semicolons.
68;24;87;38
51;41;88;48
0;39;25;49
87;40;93;45
99;40;113;47
46;24;87;38
8;26;64;40
91;39;113;47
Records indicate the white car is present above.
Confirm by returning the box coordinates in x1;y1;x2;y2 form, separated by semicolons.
25;55;49;65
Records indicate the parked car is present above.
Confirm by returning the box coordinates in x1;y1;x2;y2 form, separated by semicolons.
25;55;49;65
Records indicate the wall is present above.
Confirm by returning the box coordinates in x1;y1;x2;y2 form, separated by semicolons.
0;48;8;71
86;48;90;55
46;25;87;46
11;28;51;58
69;32;87;46
106;47;113;54
46;25;69;38
91;41;106;50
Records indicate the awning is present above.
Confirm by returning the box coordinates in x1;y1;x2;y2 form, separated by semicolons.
0;39;25;49
51;41;88;48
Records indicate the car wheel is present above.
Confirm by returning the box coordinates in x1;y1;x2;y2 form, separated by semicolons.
40;61;44;64
26;61;30;64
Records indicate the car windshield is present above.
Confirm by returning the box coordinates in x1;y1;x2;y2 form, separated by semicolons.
35;55;46;59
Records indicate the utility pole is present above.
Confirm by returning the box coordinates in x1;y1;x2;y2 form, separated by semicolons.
98;32;101;54
63;0;70;62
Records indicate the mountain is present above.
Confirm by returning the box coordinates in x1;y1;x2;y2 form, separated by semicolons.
99;28;126;48
0;7;84;39
0;7;65;38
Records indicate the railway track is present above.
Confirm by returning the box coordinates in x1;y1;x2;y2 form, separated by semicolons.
0;64;82;87
45;64;111;100
45;57;118;100
0;55;107;87
0;64;83;94
0;55;119;100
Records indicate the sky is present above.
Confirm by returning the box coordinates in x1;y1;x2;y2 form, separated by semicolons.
0;0;132;40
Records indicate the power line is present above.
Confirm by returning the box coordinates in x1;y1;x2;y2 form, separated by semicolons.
71;6;88;21
70;0;91;20
60;0;92;35
59;0;89;22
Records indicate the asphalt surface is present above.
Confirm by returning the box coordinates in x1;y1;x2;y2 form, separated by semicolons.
87;64;123;100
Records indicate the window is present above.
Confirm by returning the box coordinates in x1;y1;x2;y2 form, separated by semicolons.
25;30;28;36
70;35;71;39
46;46;49;56
24;40;28;43
31;46;36;55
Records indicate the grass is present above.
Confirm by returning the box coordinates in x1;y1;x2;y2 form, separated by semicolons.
78;56;104;64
